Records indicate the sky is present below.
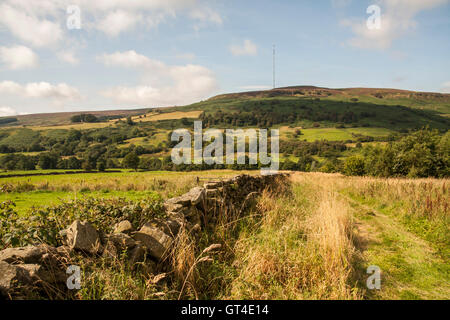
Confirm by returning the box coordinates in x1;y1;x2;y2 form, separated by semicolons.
0;0;449;116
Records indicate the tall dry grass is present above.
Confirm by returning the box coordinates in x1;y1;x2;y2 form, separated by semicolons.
226;181;362;300
290;172;449;259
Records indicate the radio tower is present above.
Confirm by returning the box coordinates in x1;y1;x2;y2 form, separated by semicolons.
272;44;276;89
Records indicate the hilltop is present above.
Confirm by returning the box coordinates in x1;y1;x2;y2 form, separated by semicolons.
1;86;449;128
208;86;450;115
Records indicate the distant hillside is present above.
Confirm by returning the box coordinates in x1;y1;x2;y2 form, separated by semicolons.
1;86;449;130
1;108;149;127
213;86;450;100
170;86;450;131
210;86;450;116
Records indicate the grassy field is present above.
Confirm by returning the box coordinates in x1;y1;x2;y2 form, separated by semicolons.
1;170;448;300
0;170;256;213
280;126;394;142
1;110;203;131
29;122;114;131
118;111;204;123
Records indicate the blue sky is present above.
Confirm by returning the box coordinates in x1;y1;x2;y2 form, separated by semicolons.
0;0;449;115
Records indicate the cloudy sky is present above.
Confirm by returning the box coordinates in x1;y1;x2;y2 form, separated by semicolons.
0;0;449;116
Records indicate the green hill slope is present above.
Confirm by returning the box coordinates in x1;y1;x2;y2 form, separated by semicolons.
171;87;450;131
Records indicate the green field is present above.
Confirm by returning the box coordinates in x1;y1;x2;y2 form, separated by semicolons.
1;190;161;215
0;170;256;214
281;126;394;142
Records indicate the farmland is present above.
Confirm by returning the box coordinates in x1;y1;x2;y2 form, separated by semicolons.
1;170;448;299
1;86;449;179
0;86;448;300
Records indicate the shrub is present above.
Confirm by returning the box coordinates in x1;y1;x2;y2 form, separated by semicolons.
123;152;140;171
343;156;366;176
0;196;164;248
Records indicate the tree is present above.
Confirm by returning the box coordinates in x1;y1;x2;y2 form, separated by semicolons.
82;160;94;171
68;157;82;169
123;152;140;171
96;160;106;172
71;114;98;123
343;156;366;176
38;153;59;170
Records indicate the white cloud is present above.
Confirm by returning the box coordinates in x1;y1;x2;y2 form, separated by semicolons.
99;50;217;106
0;81;22;93
97;10;142;37
341;0;449;50
441;81;450;93
230;40;258;56
0;0;222;46
0;3;63;47
0;45;39;70
98;50;164;70
57;51;79;65
0;81;81;101
0;106;18;117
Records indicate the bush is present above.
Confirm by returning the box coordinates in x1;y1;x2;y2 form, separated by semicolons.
343;156;366;176
123;152;140;171
71;114;98;123
0;197;164;248
38;153;59;170
97;160;106;172
360;128;448;178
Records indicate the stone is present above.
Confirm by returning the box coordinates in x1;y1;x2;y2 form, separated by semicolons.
186;187;205;205
133;225;173;261
0;245;52;265
0;261;66;299
203;183;219;189
17;264;65;284
165;187;205;207
165;196;191;207
66;220;101;254
163;202;184;213
102;233;137;260
107;233;136;250
113;220;133;234
0;261;28;297
151;217;182;237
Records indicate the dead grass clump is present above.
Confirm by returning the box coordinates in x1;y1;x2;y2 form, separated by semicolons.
227;184;362;300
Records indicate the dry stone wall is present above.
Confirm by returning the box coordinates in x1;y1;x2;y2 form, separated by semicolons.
0;173;289;299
